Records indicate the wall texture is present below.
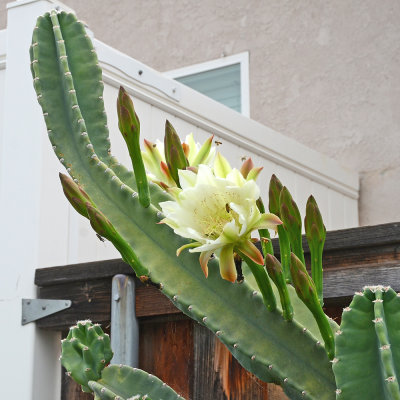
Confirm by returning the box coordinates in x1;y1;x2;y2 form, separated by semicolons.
1;0;399;225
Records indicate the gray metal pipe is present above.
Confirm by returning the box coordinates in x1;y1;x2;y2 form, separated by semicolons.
110;274;139;367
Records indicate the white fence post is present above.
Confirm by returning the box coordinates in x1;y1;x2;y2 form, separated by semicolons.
0;1;73;399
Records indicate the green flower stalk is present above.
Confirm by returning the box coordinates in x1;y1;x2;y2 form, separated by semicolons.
304;195;326;307
256;197;274;256
268;175;291;281
86;204;148;277
239;251;277;312
280;186;305;266
290;253;334;359
117;86;150;208
265;254;293;321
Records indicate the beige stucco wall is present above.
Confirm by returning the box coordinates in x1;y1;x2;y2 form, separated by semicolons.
1;0;399;226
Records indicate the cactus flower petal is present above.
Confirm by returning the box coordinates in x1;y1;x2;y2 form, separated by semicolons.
219;244;236;282
160;164;280;281
240;158;254;178
214;152;232;178
237;239;264;265
199;250;214;278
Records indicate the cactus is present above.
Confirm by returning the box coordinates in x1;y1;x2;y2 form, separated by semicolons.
90;366;183;400
333;286;400;399
61;321;180;399
60;320;113;392
30;11;341;399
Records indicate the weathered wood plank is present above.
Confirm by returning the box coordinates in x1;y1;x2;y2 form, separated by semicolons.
35;258;132;286
139;318;194;399
192;323;275;399
37;278;112;329
325;262;400;300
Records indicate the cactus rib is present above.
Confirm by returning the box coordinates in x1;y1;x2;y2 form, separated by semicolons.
31;11;338;399
333;286;400;399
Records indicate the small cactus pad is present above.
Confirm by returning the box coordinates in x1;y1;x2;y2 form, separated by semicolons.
61;320;113;392
89;365;181;399
333;286;400;399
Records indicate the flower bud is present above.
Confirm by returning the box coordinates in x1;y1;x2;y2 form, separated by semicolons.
59;173;94;218
268;174;283;216
164;120;188;187
191;135;214;166
117;86;150;207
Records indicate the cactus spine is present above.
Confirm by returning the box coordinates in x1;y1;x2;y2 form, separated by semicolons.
31;11;339;399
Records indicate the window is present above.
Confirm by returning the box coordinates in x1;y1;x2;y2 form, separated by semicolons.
164;52;250;117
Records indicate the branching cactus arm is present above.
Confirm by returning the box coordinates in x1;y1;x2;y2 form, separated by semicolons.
31;11;338;400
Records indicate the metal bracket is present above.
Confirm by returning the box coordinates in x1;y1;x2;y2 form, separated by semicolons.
21;299;71;325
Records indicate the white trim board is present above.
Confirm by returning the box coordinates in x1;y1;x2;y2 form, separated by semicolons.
164;52;250;117
0;30;6;69
95;39;358;199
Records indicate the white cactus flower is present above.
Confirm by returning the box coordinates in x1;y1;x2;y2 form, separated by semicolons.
159;165;282;282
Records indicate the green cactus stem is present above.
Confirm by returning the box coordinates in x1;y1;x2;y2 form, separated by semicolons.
31;11;339;399
117;86;150;208
60;320;113;392
304;195;326;307
89;365;182;400
290;253;335;359
265;254;294;321
256;197;274;256
280;186;305;267
268;175;291;282
333;286;400;399
238;251;277;313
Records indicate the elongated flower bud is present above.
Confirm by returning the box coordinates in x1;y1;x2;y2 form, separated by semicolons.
117;86;150;208
280;186;305;265
290;253;316;304
164;120;188;187
305;195;326;244
268;174;283;216
265;254;293;321
290;253;335;359
305;195;326;306
59;173;94;218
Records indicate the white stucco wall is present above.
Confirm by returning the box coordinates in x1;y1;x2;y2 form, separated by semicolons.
1;0;395;225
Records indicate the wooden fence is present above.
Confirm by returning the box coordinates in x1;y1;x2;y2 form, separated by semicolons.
35;222;400;399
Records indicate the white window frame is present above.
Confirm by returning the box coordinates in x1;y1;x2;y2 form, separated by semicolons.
164;52;250;117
